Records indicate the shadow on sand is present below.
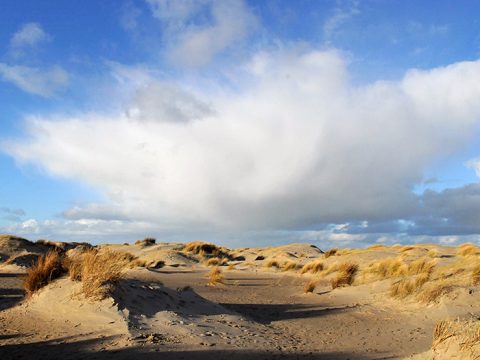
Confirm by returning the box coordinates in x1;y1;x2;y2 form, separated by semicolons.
0;335;384;360
220;303;358;324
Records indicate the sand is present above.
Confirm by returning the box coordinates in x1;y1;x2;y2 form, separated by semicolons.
0;235;479;359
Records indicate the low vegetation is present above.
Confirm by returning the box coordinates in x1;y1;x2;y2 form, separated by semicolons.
304;280;316;293
324;248;338;258
184;241;230;258
472;265;480;286
433;319;480;356
64;249;133;300
207;267;224;286
331;262;358;289
457;243;479;257
300;260;324;274
23;251;65;297
265;259;280;269
282;260;299;271
134;237;156;246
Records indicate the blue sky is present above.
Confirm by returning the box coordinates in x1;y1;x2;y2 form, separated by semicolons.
1;0;480;247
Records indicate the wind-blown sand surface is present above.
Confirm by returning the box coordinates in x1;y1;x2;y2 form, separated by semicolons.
0;235;479;359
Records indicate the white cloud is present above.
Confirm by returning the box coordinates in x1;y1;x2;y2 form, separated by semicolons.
147;0;258;67
4;49;480;236
0;63;69;97
10;23;51;52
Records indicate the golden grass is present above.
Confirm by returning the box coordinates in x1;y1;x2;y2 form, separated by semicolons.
134;237;156;246
324;248;338;258
433;319;480;352
390;277;416;298
300;260;324;274
184;241;229;258
282;260;299;271
206;257;220;266
265;259;280;269
399;246;415;253
23;251;64;297
207;267;224;286
331;262;358;289
407;258;435;275
457;243;479;257
363;258;407;279
472;265;480;286
417;281;455;303
227;263;236;270
78;249;131;300
304;280;316;293
367;244;386;250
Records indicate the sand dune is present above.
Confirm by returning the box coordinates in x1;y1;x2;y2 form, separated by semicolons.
0;235;479;359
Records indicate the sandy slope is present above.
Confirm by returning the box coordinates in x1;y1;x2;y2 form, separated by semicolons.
0;237;479;359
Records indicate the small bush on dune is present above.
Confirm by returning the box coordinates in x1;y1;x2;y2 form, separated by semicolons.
331;262;358;289
324;248;338;258
300;260;324;274
207;267;224;286
23;251;65;297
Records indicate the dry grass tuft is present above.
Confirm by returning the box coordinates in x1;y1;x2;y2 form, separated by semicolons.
304;280;317;293
207;267;224;286
457;243;479;257
23;251;64;297
364;258;406;279
282;260;299;271
79;249;131;300
265;259;280;269
134;237;156;246
433;319;480;352
472;265;480;286
390;278;416;298
184;241;229;258
227;263;236;270
324;248;338;258
300;260;324;274
417;281;455;303
206;257;220;266
407;258;435;275
331;262;358;289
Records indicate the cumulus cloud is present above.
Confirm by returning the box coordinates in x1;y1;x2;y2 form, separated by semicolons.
10;22;51;52
4;49;480;238
0;63;69;97
146;0;258;67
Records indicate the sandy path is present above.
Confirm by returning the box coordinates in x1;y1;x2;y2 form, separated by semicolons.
0;267;435;359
